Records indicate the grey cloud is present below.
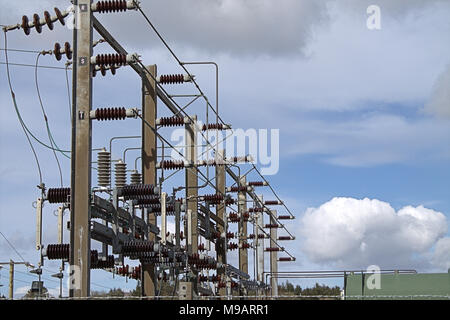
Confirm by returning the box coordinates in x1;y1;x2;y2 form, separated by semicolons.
424;64;450;119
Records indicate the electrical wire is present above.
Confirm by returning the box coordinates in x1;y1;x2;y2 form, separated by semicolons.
0;61;70;70
0;231;27;264
65;63;72;123
35;52;64;187
3;30;43;186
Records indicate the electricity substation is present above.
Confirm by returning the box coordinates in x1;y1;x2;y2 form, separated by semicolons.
2;1;297;299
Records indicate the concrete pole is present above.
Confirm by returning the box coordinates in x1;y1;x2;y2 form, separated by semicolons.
9;260;13;299
142;65;157;297
70;0;93;298
215;150;226;297
185;116;198;255
256;196;264;288
186;116;198;295
238;176;248;273
161;192;167;245
270;210;278;298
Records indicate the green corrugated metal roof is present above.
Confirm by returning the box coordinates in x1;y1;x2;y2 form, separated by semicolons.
345;272;450;300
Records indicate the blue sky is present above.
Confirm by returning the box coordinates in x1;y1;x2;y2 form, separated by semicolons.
1;0;449;297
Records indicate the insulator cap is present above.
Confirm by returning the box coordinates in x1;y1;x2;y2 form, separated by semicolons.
44;11;53;30
33;14;42;34
21;16;30;35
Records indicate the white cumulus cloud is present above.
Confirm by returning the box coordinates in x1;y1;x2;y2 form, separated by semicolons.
299;197;449;270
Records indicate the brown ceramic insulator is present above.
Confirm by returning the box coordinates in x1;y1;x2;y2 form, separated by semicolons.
249;207;264;213
33;14;42;33
158;116;185;127
203;194;223;202
21;16;30;35
248;234;265;239
279;257;293;262
242;243;251;249
53;42;62;61
264;201;279;205
121;240;155;256
47;187;71;203
226;232;235;239
159;160;184;170
229;186;247;193
95;53;127;66
92;255;115;269
94;107;126;121
277;215;291;220
135;196;160;206
248;181;264;186
46;244;70;260
159;74;184;85
64;42;72;60
110;65;117;75
201;123;225;131
54;8;65;26
100;65;107;76
227;243;238;251
44;11;53;30
90;250;99;266
95;1;128;13
278;236;293;241
265;247;282;252
265;224;280;229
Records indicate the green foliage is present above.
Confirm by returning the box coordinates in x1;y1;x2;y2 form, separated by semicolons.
278;280;341;300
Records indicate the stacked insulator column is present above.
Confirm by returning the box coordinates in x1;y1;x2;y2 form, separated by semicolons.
278;257;295;262
45;244;99;263
248;181;267;187
45;244;70;260
265;247;283;252
93;107;126;121
114;160;127;188
277;215;293;220
47;188;71;203
264;200;283;206
157;160;186;170
227;186;249;193
92;1;139;13
97;149;111;187
156;116;186;127
278;236;295;241
202;194;235;205
157;74;192;84
92;53;139;67
201;123;230;131
130;170;142;185
121;240;155;257
120;184;157;200
227;243;239;251
265;224;280;229
248;234;266;239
